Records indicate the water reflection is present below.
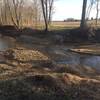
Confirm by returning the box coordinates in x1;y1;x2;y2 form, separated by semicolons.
55;50;100;70
80;55;100;70
0;37;100;71
0;36;16;50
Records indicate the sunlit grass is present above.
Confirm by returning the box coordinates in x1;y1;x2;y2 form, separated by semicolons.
27;20;100;30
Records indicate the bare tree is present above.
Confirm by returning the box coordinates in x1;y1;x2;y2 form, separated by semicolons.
0;0;52;29
41;0;54;31
0;0;8;25
80;0;87;28
5;0;25;29
18;0;42;28
96;0;100;26
0;0;3;25
86;0;95;18
32;0;42;28
12;0;24;29
48;0;54;24
41;0;48;31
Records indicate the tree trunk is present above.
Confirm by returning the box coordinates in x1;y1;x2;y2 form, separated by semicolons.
80;0;87;28
45;0;48;31
41;0;48;32
96;0;99;26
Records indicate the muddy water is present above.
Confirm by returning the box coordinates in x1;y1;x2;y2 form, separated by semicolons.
80;55;100;70
0;36;100;70
0;36;16;50
57;54;100;70
48;46;100;70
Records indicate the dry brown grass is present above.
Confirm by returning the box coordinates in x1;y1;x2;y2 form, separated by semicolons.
50;20;100;30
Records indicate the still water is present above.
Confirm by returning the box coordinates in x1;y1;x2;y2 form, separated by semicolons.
0;36;100;70
49;47;100;71
0;36;16;51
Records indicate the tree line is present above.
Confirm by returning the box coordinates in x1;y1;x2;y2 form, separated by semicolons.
0;0;100;31
0;0;54;31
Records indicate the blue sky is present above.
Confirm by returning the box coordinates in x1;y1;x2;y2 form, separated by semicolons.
53;0;99;21
53;0;83;20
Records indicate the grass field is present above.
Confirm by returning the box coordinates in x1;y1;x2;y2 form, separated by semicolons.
51;21;80;29
9;19;100;30
49;20;100;30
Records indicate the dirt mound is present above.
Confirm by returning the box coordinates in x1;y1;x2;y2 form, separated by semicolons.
0;73;99;100
62;73;100;100
62;73;100;84
0;25;20;37
3;48;49;62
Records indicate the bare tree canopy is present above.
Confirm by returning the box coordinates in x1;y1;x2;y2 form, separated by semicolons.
0;0;42;29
